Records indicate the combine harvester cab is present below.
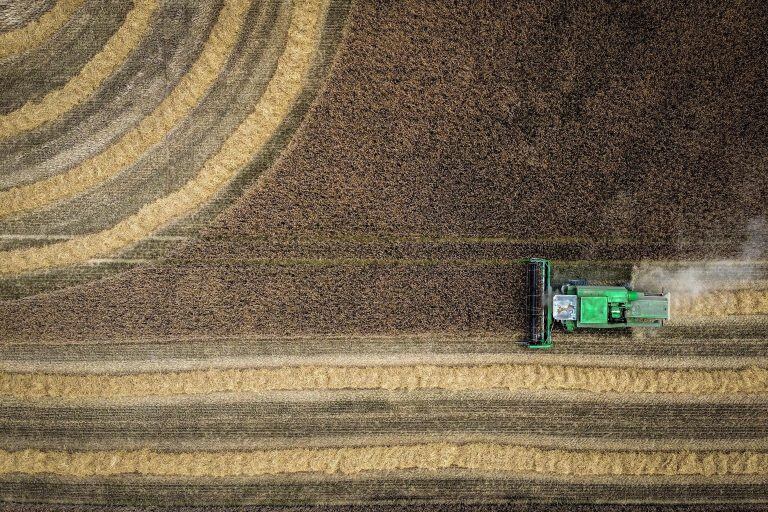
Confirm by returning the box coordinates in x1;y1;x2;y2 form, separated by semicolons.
525;258;670;349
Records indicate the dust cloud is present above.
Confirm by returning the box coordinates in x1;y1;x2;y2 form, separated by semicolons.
632;217;767;317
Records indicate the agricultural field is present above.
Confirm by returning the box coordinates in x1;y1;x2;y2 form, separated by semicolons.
0;0;766;508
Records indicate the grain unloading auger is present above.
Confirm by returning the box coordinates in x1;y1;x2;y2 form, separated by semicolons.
525;258;670;348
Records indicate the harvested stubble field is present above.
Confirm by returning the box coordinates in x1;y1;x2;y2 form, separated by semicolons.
0;0;767;510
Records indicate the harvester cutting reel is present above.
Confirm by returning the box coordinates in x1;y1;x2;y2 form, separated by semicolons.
524;258;670;349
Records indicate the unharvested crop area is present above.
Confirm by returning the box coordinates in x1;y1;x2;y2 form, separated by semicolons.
0;0;767;507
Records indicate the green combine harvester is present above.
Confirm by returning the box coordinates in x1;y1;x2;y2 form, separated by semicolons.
525;258;670;349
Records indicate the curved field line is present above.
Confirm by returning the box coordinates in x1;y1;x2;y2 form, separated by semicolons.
0;0;157;139
1;364;765;398
0;0;245;212
0;443;765;477
0;0;324;275
0;0;85;59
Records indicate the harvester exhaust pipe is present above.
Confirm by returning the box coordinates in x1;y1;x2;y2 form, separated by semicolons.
525;258;552;348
